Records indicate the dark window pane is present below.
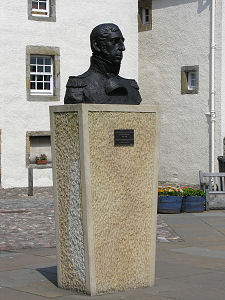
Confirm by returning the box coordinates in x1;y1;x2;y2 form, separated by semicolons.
44;82;50;90
37;66;43;72
39;2;46;10
37;58;44;65
30;57;36;64
37;75;43;81
45;66;51;72
30;65;36;72
30;75;35;81
146;16;149;22
44;75;50;81
45;58;51;65
30;82;35;89
32;1;38;9
37;82;43;90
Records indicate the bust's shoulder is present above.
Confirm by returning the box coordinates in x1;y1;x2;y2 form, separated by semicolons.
118;77;140;89
66;71;90;88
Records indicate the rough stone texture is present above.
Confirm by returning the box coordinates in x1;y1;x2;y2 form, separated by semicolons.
207;193;225;210
54;112;85;292
69;156;85;283
88;111;157;293
51;104;159;295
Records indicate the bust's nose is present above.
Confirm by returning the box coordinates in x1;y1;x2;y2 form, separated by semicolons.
119;40;125;51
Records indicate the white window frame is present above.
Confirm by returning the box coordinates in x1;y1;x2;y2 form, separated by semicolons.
32;0;49;17
30;55;53;96
141;8;150;25
188;72;196;91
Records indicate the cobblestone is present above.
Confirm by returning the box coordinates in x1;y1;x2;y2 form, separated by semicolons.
0;187;181;250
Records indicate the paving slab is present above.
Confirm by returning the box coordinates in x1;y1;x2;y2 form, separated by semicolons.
156;260;213;279
0;253;56;272
158;281;225;300
161;214;204;225
12;281;75;298
171;246;225;259
0;287;52;300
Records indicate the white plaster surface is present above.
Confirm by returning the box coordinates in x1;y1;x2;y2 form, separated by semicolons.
0;0;138;187
139;0;224;185
220;0;225;153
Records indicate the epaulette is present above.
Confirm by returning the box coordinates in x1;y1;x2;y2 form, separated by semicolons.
66;76;87;88
129;79;139;90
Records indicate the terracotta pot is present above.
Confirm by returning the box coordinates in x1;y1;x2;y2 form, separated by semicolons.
36;160;48;165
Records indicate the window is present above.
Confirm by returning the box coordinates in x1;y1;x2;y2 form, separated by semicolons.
28;0;56;22
142;8;150;25
188;72;196;91
26;131;52;167
30;56;53;95
26;46;60;101
181;66;199;94
138;0;152;32
32;0;49;17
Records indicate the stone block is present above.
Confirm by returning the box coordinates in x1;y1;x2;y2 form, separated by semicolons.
50;104;160;295
207;193;225;210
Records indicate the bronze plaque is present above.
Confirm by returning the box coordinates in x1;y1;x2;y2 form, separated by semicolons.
114;129;134;146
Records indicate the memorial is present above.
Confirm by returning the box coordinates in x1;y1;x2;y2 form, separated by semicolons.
64;23;142;105
50;23;160;296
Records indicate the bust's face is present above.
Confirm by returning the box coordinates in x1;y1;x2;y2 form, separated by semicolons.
98;30;125;64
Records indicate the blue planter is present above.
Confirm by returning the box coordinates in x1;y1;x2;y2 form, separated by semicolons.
158;196;183;214
182;196;205;213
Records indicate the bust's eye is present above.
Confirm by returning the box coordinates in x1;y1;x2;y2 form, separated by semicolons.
111;38;124;44
111;38;120;43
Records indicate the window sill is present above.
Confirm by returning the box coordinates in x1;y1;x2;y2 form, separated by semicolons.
28;163;52;169
27;94;60;102
138;24;152;32
181;90;198;95
28;15;56;22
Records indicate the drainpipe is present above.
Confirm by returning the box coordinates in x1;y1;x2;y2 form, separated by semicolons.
210;0;216;173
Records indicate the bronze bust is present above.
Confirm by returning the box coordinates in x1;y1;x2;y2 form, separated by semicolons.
64;23;142;105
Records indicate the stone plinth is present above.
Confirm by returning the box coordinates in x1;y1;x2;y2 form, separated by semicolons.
49;104;160;296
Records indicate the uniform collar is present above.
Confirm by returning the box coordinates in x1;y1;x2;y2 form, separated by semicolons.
89;55;121;77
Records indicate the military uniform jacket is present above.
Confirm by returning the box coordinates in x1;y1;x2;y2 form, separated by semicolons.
64;56;142;105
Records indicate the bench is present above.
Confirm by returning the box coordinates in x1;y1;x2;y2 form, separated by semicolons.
199;170;225;210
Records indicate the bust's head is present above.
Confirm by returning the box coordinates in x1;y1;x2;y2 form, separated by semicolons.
90;23;125;64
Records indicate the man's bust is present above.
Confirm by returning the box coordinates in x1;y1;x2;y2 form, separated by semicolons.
64;23;142;105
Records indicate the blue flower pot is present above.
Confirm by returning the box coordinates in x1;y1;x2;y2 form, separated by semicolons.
182;196;205;213
158;196;183;214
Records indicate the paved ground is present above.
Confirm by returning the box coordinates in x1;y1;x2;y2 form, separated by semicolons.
1;188;225;299
0;187;181;251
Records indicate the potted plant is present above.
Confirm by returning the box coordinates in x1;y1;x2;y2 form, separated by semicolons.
158;186;184;214
35;153;48;165
181;187;206;213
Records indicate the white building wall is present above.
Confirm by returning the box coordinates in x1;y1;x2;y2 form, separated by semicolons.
139;0;219;185
220;1;225;152
0;0;138;188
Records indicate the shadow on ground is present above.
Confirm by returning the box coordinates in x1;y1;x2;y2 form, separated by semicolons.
37;265;58;286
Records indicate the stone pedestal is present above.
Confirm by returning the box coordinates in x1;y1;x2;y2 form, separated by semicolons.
50;104;160;296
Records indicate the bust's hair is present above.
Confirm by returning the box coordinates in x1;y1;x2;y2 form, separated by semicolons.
90;23;120;52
